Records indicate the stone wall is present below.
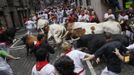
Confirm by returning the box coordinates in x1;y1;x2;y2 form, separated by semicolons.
0;0;31;28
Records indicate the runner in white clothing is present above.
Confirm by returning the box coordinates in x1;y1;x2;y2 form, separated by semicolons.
31;48;55;75
104;9;115;21
32;64;55;75
0;49;20;75
61;41;91;75
54;56;78;75
25;18;36;34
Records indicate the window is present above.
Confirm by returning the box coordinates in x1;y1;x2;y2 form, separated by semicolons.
7;0;14;6
75;0;78;6
79;0;83;6
86;0;91;6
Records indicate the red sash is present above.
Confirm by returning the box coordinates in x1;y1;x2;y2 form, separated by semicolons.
65;48;85;75
77;68;84;75
35;40;43;47
65;48;72;55
36;60;48;71
64;48;85;75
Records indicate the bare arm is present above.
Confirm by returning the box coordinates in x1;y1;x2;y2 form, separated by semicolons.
113;48;124;62
83;54;95;61
7;54;20;60
0;50;20;60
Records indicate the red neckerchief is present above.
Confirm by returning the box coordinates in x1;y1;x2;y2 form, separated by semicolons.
35;40;43;47
77;68;84;75
65;48;72;55
36;60;48;71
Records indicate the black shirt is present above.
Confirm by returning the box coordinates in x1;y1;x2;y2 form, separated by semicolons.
94;41;128;73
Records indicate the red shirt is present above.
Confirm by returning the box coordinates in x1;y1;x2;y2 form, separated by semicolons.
68;15;76;23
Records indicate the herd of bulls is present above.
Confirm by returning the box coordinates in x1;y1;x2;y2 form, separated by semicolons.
1;18;134;66
74;34;129;54
20;18;134;66
36;19;134;45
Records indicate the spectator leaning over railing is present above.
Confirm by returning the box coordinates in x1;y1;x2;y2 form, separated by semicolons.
104;9;115;21
127;7;134;19
83;11;90;22
0;49;20;75
31;48;55;75
78;11;85;22
118;10;129;22
90;10;100;23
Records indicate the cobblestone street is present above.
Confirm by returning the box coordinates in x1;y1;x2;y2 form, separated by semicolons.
8;46;134;75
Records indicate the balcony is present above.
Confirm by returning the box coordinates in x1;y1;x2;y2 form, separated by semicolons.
0;0;8;8
13;0;20;7
6;0;14;6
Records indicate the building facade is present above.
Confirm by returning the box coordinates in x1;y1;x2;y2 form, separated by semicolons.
0;0;34;28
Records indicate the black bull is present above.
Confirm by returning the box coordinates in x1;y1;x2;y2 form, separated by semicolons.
75;34;129;54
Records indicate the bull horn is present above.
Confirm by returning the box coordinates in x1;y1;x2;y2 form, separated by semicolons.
71;37;80;42
59;34;62;38
40;28;44;33
61;31;69;39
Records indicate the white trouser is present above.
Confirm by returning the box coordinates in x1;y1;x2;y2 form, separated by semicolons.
59;17;63;23
101;67;118;75
63;17;67;23
26;29;33;35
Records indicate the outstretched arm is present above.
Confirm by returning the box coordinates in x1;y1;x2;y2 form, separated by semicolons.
0;50;20;60
7;54;20;60
83;54;95;61
113;48;124;62
83;45;107;61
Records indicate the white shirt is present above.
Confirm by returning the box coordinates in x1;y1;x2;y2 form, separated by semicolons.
25;20;35;29
78;15;85;22
31;64;55;75
66;49;87;75
66;9;71;16
32;16;37;21
0;57;13;74
118;14;128;21
104;13;115;20
83;14;90;22
126;43;134;51
43;13;49;19
57;11;63;18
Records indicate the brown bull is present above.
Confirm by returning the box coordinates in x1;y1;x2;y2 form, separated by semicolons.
26;34;38;46
66;28;86;40
22;34;38;55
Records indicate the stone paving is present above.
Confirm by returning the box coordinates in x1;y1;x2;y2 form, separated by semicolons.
94;62;134;75
9;48;35;75
8;47;134;75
